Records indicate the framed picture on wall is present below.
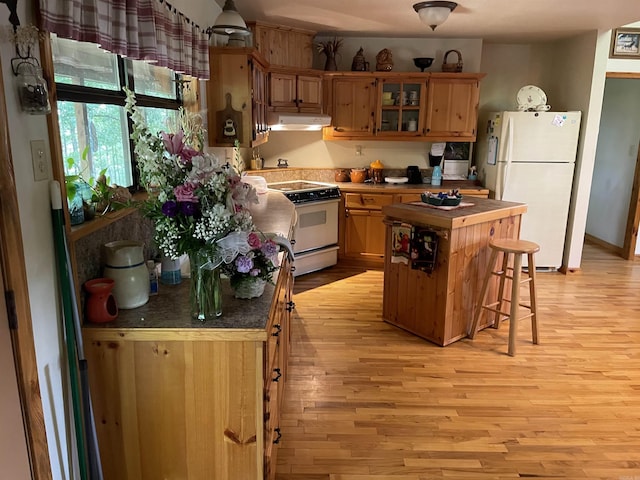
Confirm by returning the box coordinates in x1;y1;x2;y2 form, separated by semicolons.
610;28;640;59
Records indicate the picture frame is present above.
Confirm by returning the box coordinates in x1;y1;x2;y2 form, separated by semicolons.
610;28;640;59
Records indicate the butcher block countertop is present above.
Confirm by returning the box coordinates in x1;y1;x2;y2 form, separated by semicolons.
382;197;527;230
336;180;488;195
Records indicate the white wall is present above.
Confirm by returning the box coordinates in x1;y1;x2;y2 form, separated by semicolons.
586;78;640;249
548;31;607;270
0;4;69;480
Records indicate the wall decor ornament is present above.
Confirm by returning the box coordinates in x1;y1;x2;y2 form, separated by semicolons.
610;28;640;59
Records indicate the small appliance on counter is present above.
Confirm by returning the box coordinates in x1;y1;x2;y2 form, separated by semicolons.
406;165;422;184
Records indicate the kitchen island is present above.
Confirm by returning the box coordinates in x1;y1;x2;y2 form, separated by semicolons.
82;192;295;480
382;197;527;346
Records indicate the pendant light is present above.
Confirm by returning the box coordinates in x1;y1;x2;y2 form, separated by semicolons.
211;0;250;36
413;1;458;31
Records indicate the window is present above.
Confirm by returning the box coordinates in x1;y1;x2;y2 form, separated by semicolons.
52;35;182;188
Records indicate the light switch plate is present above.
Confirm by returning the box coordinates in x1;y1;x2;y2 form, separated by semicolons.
30;140;49;182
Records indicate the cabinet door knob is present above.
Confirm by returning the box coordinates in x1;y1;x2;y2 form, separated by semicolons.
273;427;282;444
272;323;282;336
286;301;296;312
273;368;282;382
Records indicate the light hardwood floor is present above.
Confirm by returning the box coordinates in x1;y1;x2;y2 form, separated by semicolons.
276;244;640;480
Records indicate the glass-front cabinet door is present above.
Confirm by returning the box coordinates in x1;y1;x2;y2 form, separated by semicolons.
377;78;426;137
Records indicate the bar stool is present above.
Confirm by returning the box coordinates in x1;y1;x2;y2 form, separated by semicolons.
468;238;540;356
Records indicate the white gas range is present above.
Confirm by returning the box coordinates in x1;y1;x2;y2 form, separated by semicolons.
267;181;340;277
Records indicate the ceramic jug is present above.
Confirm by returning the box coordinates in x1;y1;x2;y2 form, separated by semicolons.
102;240;149;309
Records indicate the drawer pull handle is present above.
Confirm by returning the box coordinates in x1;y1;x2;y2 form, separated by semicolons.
273;368;282;382
274;427;282;444
272;324;282;337
286;301;296;312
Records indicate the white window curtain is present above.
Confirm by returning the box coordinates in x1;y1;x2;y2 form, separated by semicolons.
38;0;210;79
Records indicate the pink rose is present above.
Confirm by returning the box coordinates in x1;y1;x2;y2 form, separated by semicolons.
247;232;261;249
174;183;198;203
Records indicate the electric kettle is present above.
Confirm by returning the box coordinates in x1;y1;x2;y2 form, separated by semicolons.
102;240;149;309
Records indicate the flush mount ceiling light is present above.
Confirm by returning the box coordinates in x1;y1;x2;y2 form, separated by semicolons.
211;0;250;36
413;1;458;31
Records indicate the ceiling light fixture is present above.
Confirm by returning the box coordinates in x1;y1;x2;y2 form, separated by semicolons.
413;1;458;31
211;0;250;36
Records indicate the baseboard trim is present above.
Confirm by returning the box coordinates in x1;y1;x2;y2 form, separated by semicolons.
584;233;623;255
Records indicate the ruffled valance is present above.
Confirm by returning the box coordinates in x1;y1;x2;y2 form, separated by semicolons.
38;0;209;79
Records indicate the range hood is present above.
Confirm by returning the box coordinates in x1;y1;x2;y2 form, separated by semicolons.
267;112;331;131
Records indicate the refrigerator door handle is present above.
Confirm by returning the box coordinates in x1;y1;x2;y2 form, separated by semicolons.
500;115;515;201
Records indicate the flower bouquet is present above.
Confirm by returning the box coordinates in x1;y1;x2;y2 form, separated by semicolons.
124;88;286;319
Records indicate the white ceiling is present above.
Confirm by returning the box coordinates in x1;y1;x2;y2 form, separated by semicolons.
227;0;640;43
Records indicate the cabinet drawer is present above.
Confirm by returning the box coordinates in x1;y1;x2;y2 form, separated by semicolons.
344;193;394;210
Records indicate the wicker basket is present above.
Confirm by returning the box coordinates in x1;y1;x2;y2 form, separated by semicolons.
442;49;463;72
233;278;267;299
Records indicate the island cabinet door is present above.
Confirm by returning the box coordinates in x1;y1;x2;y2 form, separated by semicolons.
84;335;263;480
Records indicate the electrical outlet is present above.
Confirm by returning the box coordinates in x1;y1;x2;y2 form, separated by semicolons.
355;145;363;156
30;140;49;182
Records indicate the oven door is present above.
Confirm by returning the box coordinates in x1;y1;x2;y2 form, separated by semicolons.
293;199;339;253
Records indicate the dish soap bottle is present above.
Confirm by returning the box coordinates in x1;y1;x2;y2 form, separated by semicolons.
431;165;442;186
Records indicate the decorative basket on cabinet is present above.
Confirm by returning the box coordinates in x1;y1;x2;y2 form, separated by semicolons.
442;49;463;72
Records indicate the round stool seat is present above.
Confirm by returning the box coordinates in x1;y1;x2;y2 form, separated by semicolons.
489;238;540;255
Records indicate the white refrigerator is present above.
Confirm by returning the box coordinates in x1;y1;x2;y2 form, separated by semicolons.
476;111;582;269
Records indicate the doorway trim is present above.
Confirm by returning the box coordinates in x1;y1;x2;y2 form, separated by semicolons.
0;57;52;477
606;72;640;260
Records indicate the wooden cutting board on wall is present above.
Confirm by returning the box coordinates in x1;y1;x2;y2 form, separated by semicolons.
216;92;243;146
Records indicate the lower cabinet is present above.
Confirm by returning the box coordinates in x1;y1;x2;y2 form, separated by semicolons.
83;258;293;480
339;188;489;266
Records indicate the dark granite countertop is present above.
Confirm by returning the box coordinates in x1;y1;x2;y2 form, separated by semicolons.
83;192;295;333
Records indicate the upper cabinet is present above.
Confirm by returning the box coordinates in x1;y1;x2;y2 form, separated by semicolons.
376;77;427;138
207;47;269;148
247;21;315;69
424;73;484;141
322;72;485;142
323;76;376;138
269;68;323;113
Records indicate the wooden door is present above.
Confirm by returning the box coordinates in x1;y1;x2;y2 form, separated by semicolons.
297;75;322;113
288;31;314;69
424;77;479;140
269;72;297;111
252;59;269;144
326;77;376;138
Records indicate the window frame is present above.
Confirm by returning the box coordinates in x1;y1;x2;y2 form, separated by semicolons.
54;51;184;191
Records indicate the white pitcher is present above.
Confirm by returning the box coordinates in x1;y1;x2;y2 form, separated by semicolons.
102;240;149;309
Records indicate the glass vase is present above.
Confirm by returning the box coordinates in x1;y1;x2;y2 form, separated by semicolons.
189;251;222;320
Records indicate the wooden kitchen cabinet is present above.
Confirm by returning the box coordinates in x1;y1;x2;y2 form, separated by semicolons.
341;192;394;262
269;68;323;113
376;77;426;138
248;21;315;69
83;257;293;480
323;72;484;142
323;76;376;138
207;47;269;147
424;73;484;141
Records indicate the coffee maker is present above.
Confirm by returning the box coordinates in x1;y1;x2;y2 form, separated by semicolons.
406;165;422;184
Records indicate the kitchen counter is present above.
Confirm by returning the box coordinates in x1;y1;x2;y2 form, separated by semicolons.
382;197;526;346
336;180;488;195
83;192;295;337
